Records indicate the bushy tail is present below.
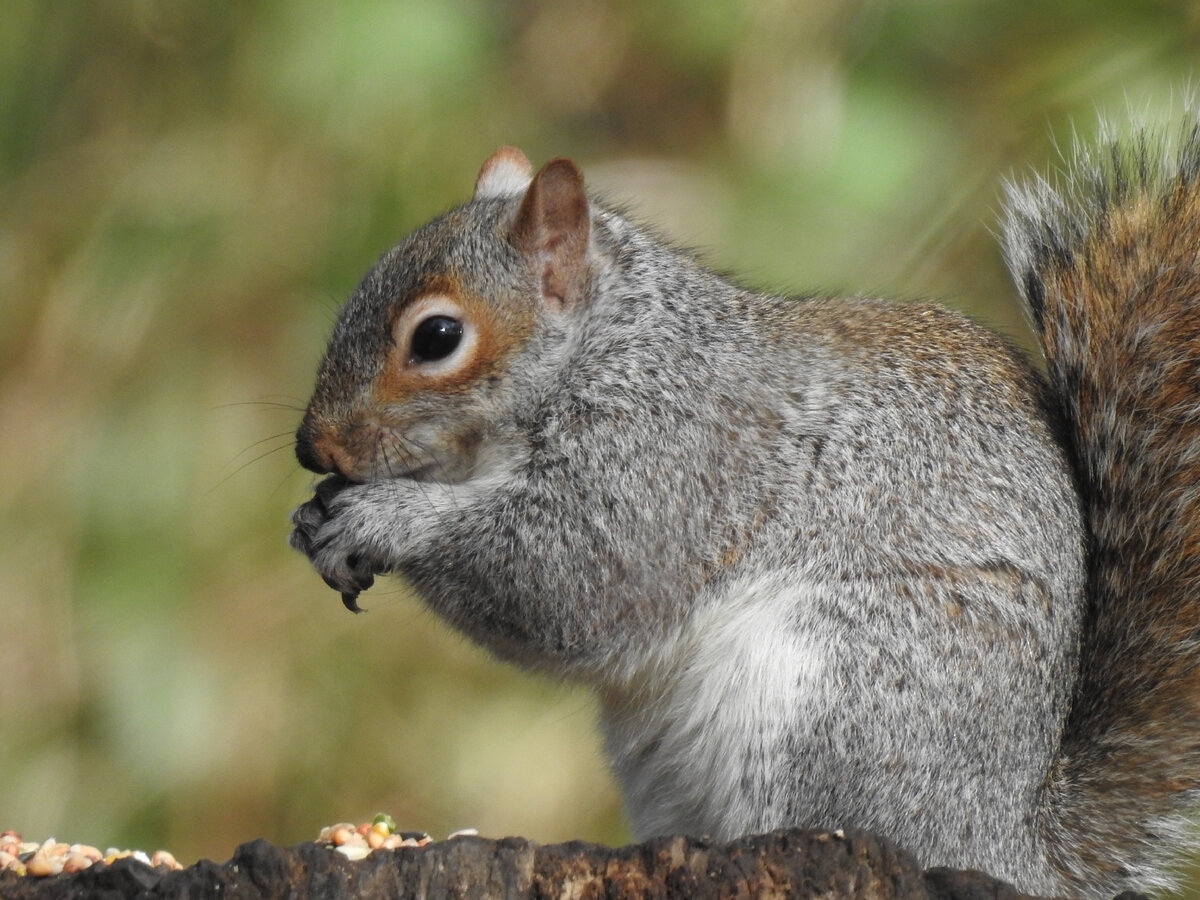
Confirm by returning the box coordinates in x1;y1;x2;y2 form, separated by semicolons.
1003;116;1200;897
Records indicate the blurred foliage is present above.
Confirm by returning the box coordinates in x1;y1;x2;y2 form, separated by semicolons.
1;0;1198;881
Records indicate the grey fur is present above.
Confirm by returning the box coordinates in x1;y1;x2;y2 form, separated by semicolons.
290;120;1200;899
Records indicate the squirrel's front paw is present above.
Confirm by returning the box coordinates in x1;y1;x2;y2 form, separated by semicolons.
289;476;384;613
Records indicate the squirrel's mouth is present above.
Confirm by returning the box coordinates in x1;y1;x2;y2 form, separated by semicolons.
312;419;484;485
372;452;475;485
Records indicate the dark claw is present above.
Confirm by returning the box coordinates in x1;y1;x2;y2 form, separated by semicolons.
346;553;376;587
322;564;375;612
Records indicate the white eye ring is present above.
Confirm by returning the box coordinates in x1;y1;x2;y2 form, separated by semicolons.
397;295;477;373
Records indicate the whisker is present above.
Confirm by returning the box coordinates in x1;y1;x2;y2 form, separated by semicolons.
269;463;313;502
212;396;308;413
209;435;296;493
225;430;299;466
393;434;432;508
389;433;443;511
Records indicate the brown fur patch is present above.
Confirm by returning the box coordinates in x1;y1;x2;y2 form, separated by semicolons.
1013;147;1200;895
374;275;535;405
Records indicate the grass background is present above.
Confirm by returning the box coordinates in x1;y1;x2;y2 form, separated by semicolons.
1;0;1198;880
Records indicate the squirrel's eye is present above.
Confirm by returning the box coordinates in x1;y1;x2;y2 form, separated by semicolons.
410;315;464;362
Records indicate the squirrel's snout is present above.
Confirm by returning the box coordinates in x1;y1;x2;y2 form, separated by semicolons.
295;419;338;475
295;435;328;475
295;415;369;481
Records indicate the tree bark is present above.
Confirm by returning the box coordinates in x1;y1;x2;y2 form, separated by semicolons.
0;828;1100;900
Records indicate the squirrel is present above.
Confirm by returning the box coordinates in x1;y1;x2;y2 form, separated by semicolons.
288;120;1200;898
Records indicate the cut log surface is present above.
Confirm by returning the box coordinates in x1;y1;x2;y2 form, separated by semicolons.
0;828;1111;900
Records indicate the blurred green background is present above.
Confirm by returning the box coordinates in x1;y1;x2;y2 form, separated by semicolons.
2;0;1198;878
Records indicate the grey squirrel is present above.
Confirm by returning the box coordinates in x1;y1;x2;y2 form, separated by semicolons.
288;121;1200;898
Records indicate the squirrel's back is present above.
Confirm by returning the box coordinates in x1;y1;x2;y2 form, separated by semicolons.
1004;119;1200;896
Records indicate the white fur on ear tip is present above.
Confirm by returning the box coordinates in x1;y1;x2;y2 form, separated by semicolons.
474;146;534;199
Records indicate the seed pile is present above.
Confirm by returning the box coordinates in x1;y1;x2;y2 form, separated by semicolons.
316;814;430;861
1;818;477;876
315;814;478;861
0;831;180;877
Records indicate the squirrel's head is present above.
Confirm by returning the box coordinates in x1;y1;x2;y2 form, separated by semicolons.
296;147;593;484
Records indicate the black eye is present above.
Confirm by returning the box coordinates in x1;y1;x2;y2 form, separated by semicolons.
410;315;464;362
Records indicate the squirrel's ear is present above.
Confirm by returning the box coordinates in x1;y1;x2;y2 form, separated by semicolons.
474;146;534;200
511;157;590;310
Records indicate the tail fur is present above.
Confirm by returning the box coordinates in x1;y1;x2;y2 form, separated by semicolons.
1003;116;1200;895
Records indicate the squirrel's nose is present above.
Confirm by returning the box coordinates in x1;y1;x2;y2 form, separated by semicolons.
295;418;336;475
